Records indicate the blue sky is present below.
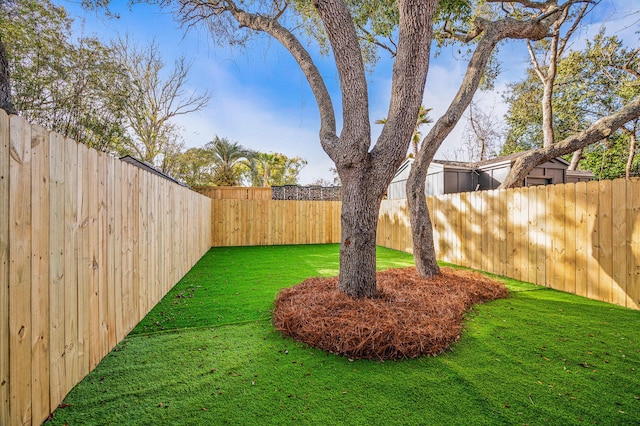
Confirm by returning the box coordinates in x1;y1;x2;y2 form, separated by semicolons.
55;0;639;184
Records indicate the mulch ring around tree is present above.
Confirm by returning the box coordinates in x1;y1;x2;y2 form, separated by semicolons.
273;267;508;361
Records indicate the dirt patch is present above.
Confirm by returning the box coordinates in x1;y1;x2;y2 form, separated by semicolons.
273;267;508;360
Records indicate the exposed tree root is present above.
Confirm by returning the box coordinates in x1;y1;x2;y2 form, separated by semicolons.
273;267;508;360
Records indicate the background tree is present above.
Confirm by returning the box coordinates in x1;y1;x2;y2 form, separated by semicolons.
0;35;15;114
112;37;211;169
559;32;640;178
244;152;307;187
525;1;590;151
462;100;502;162
0;0;131;152
171;147;217;187
500;30;640;184
206;136;254;186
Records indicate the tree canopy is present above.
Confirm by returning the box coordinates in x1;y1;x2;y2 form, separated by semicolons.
0;0;135;151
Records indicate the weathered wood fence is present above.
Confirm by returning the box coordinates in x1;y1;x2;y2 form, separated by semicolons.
1;112;212;426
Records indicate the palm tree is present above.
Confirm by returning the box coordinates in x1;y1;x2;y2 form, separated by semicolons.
376;105;433;157
255;152;279;187
244;152;307;187
205;136;253;186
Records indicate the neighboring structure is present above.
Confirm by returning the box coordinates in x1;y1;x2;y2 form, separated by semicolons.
272;185;342;201
566;170;595;184
120;155;188;187
387;153;594;199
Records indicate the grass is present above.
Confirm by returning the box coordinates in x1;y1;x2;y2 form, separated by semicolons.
48;245;640;425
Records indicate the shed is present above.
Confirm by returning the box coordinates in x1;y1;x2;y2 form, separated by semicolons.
473;153;570;189
387;152;592;199
566;169;595;183
387;159;474;199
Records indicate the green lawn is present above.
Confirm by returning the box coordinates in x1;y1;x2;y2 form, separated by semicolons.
48;245;640;425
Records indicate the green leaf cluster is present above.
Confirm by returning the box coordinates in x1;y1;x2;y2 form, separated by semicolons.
170;136;308;188
0;0;133;153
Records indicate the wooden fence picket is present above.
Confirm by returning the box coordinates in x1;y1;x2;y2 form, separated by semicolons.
0;115;212;425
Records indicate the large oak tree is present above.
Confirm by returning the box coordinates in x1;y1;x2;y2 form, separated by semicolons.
167;0;440;298
79;0;640;295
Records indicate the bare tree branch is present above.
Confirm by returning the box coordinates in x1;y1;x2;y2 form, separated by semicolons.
180;0;340;156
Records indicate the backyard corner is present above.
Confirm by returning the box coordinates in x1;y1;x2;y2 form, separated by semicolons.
47;245;640;426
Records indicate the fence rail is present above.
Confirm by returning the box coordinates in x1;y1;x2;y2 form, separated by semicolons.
1;112;212;426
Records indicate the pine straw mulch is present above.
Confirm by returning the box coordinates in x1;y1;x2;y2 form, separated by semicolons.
273;267;508;361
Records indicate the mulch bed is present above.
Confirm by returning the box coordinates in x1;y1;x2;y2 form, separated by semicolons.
273;267;508;360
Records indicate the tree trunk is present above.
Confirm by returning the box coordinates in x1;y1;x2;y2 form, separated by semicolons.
406;15;551;278
407;141;440;278
568;148;582;170
499;95;640;189
0;36;16;115
626;131;637;179
338;169;382;298
541;78;555;147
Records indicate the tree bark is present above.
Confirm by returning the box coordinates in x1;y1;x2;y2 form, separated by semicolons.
0;36;16;115
338;166;382;298
499;95;640;189
541;78;555;147
408;140;440;277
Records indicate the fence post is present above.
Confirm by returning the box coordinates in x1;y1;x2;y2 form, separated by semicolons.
0;109;11;426
9;114;33;425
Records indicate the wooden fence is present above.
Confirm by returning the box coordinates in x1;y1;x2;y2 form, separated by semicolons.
0;112;212;426
209;180;640;311
5;111;640;425
211;199;341;246
194;186;272;200
378;179;640;310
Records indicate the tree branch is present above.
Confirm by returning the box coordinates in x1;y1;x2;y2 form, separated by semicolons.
499;95;640;188
370;0;438;180
357;24;397;57
313;0;370;164
413;14;552;176
556;2;589;56
205;0;340;155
